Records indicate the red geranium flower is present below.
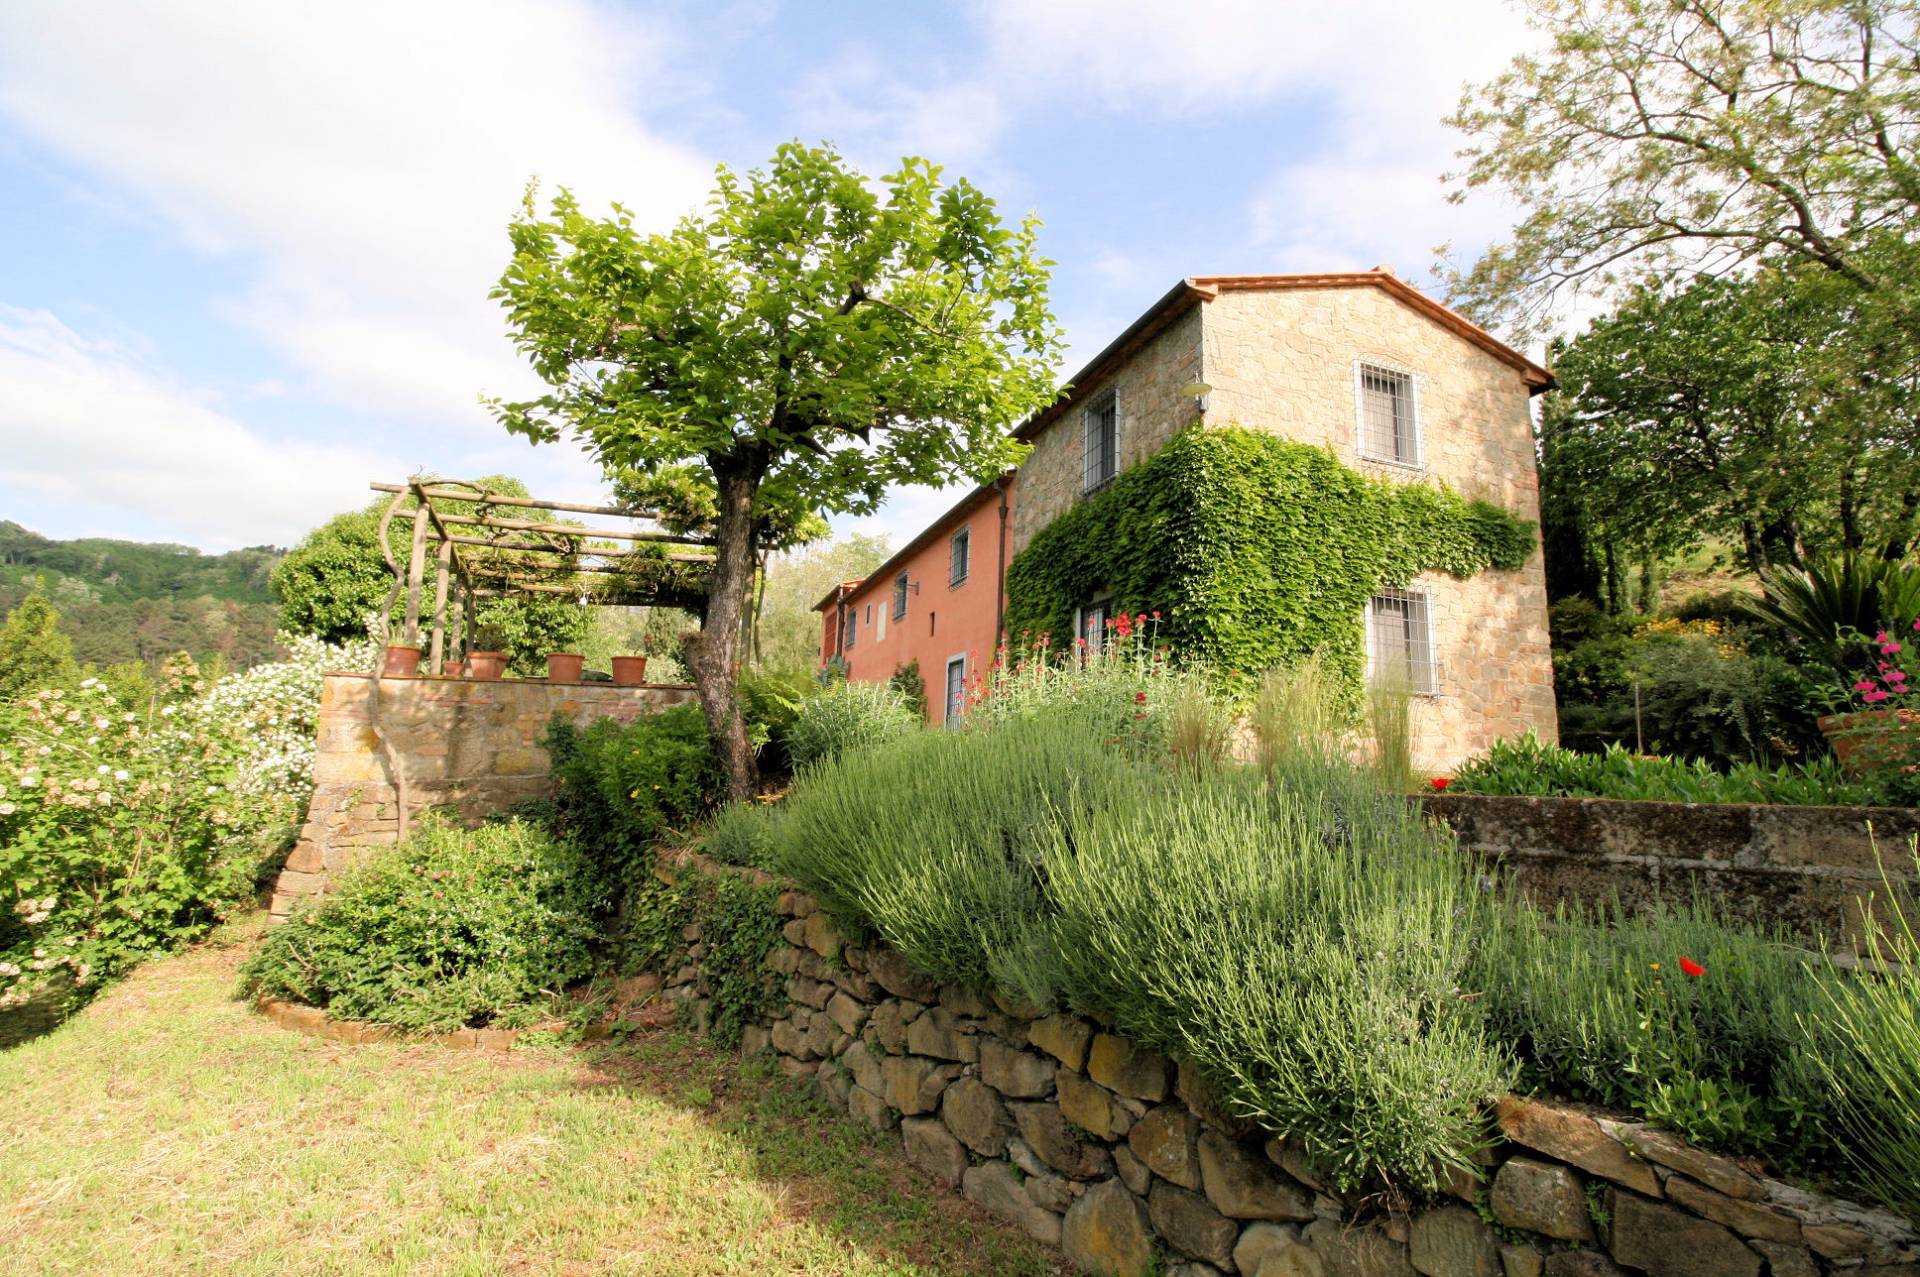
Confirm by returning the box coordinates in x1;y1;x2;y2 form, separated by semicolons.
1135;691;1148;704
1679;957;1706;977
1430;777;1451;791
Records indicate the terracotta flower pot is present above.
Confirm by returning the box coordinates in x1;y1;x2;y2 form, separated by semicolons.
1818;708;1917;776
382;644;422;677
547;652;585;683
467;651;508;681
611;655;649;686
441;660;465;678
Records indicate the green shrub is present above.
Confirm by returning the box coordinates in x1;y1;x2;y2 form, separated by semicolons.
545;705;722;896
737;664;817;777
1807;847;1920;1219
238;814;598;1032
620;867;785;1050
887;660;928;719
702;799;783;870
1449;733;1893;806
784;680;919;771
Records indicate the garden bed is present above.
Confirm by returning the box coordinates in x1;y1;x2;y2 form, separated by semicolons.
1420;793;1920;952
649;849;1920;1277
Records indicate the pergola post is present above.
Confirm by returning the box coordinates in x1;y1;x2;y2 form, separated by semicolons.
428;537;453;673
403;506;430;647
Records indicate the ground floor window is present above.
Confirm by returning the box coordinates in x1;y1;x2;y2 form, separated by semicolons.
944;654;967;725
1367;587;1437;694
1074;596;1111;655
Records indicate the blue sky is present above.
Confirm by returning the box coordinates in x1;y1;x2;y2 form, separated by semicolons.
0;1;1539;552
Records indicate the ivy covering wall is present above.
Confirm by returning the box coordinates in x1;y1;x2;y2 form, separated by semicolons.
1003;425;1536;694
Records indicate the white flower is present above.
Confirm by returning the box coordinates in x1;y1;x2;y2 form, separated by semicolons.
80;677;98;689
20;775;36;787
0;803;15;816
160;706;176;717
114;770;128;782
97;765;110;775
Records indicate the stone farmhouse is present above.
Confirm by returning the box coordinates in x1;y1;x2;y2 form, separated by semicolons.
818;268;1560;769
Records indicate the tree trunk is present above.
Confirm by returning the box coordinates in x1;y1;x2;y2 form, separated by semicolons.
684;452;764;802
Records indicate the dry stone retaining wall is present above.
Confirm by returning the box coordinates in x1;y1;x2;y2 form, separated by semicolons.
657;854;1918;1277
267;672;694;919
1421;794;1920;953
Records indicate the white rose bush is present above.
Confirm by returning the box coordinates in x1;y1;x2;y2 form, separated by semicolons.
0;634;374;1015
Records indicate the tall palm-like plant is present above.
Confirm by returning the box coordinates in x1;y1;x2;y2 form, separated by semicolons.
1743;555;1920;676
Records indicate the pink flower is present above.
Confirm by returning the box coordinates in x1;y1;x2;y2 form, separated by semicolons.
1883;642;1905;655
1864;689;1891;703
1854;680;1877;692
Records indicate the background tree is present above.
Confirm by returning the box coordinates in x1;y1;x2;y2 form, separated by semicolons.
1547;270;1920;579
1447;0;1920;338
491;143;1062;798
0;591;80;702
270;477;591;676
754;532;894;671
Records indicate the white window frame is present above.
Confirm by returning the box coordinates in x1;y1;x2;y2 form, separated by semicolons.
1073;593;1113;656
1082;387;1120;494
949;527;971;587
1353;359;1424;470
1365;587;1439;696
943;653;968;726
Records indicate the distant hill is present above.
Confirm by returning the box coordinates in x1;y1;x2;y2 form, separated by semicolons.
0;521;285;670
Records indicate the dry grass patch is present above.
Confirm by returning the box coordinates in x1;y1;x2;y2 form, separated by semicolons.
0;919;1063;1277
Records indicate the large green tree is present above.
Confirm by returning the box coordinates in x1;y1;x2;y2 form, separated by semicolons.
270;478;591;676
490;143;1062;797
1547;269;1920;577
0;591;80;703
1447;0;1920;338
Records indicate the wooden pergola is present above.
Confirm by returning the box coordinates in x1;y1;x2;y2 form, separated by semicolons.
370;478;715;674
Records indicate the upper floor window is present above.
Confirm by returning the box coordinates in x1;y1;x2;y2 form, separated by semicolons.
893;572;910;620
949;527;971;586
1367;588;1436;695
1083;388;1119;493
1356;362;1421;468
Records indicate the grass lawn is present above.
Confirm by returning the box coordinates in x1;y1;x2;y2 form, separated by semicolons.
0;920;1064;1277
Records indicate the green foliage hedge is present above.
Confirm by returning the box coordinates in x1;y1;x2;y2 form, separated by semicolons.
240;814;599;1032
1449;733;1914;806
1004;426;1535;695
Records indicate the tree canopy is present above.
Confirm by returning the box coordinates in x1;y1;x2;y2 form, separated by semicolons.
491;141;1063;797
0;592;80;703
1447;0;1920;338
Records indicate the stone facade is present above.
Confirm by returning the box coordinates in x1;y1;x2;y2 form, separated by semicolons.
1007;274;1558;773
657;850;1920;1277
266;672;694;919
1422;793;1920;954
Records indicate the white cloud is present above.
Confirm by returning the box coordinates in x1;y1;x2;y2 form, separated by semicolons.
0;306;400;549
0;0;715;428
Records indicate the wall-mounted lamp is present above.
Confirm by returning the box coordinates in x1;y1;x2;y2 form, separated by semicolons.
1181;381;1213;415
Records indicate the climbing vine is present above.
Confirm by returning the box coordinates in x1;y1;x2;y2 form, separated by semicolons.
622;866;785;1050
1003;425;1535;698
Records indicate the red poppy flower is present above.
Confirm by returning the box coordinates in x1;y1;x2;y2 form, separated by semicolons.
1430;777;1451;791
1679;957;1706;977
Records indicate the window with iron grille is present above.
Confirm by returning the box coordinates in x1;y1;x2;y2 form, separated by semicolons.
893;572;909;620
1083;388;1119;493
1367;588;1436;693
949;527;970;586
844;610;857;650
1356;362;1420;467
1076;598;1109;655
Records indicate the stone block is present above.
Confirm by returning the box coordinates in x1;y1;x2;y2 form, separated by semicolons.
824;991;869;1037
1306;1218;1419;1277
1089;1032;1172;1101
1059;1070;1133;1142
901;1117;968;1190
1129;1104;1203;1190
816;1060;851;1111
1499;1244;1544;1277
1606;1190;1761;1277
905;1005;978;1062
849;1084;895;1131
1199;1130;1314;1221
1114;1144;1152;1196
1064;1179;1156;1277
1491;1156;1592;1243
939;984;994;1017
1543;1254;1629;1277
881;1055;959;1116
801;911;842;959
867;946;940;1001
942;1076;1013;1157
964;1161;1063;1246
1238;1223;1307;1277
841;1039;885;1097
866;998;922;1054
1617;1126;1764;1200
1028;1013;1095;1071
1494;1098;1661;1197
1410;1205;1502;1277
1265;1136;1332;1194
788;976;834;1010
981;1039;1057;1098
1150;1181;1239;1269
1666;1176;1803;1244
1012;1100;1114;1181
1749;1241;1818;1277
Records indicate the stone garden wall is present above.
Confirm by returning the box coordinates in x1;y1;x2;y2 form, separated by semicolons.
1421;795;1920;954
266;672;695;920
657;851;1919;1277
